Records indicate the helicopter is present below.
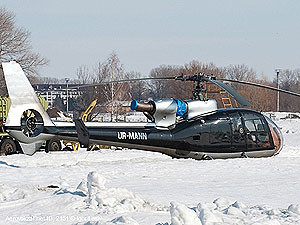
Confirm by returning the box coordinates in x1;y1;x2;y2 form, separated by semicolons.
2;61;300;160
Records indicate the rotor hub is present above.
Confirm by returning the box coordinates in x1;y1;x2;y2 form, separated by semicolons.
26;117;37;131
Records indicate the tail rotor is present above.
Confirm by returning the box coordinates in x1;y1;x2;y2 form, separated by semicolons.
20;109;44;138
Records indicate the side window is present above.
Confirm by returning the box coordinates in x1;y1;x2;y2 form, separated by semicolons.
242;111;271;148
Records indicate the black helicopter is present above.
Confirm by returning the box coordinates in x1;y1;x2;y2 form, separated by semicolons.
3;61;299;159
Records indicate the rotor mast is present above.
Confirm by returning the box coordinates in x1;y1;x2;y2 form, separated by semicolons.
175;73;208;101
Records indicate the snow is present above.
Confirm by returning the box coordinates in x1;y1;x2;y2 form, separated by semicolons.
85;171;166;213
0;184;26;202
0;112;300;224
170;202;202;225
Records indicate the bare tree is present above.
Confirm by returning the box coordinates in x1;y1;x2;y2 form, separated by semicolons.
224;64;258;108
74;53;130;121
183;61;226;78
276;69;300;112
0;7;48;95
148;65;181;99
73;65;94;112
225;64;256;81
0;7;48;75
127;71;148;100
97;53;130;121
244;79;276;112
76;65;91;84
38;76;60;84
148;62;226;100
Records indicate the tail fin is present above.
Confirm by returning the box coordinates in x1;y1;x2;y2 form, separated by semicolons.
2;61;54;154
2;61;53;127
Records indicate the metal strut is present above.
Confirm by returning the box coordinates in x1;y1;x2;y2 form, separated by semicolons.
73;111;89;148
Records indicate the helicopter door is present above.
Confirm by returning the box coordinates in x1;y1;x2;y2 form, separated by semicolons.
228;112;247;152
208;112;231;152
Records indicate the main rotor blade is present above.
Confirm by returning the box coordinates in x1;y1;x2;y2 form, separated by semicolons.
34;76;177;93
105;76;175;83
73;76;176;89
217;78;300;98
208;79;252;106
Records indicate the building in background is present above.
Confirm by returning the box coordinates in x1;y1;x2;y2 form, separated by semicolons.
32;84;82;110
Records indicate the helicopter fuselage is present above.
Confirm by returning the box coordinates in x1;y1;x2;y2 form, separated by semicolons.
2;61;284;159
30;108;282;160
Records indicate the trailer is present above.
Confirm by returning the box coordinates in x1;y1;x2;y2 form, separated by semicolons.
0;96;20;155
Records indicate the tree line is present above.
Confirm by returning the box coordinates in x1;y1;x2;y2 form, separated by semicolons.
38;53;300;114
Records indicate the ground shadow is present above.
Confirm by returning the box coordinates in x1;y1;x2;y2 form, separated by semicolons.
54;189;86;197
0;161;20;168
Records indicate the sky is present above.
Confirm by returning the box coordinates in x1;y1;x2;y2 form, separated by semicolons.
2;0;300;80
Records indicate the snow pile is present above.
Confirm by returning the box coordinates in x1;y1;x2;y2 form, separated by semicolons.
0;184;26;202
75;216;139;225
288;204;300;215
170;198;300;225
78;171;167;214
110;216;139;225
170;202;202;225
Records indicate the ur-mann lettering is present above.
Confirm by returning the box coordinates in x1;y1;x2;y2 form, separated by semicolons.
117;131;148;140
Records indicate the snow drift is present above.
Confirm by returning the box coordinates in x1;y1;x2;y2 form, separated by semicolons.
78;171;168;214
170;198;300;225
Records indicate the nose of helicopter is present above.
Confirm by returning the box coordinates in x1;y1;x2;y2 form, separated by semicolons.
264;116;283;155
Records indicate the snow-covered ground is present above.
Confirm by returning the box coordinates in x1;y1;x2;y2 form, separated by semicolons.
1;113;300;225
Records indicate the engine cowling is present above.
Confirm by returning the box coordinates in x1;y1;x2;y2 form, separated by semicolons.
130;98;217;127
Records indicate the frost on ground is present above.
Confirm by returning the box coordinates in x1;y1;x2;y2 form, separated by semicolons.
1;113;300;224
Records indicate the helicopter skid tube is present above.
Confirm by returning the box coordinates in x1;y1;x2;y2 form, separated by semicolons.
188;149;275;160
